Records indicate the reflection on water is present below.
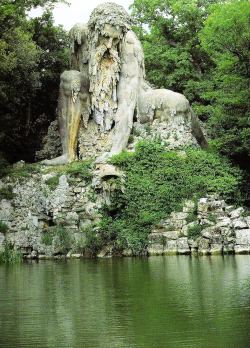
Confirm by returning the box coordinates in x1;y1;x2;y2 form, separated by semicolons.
0;256;250;348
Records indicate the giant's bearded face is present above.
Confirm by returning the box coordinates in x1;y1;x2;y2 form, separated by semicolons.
89;24;123;133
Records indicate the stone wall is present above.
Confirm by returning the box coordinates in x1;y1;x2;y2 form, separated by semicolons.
147;195;250;255
0;167;105;259
0;171;249;259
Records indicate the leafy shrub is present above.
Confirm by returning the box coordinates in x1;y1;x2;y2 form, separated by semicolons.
4;164;41;179
65;160;93;182
186;213;197;224
0;155;8;177
41;232;53;246
53;226;72;253
166;224;175;231
208;215;217;223
187;223;203;239
132;128;142;137
45;175;60;191
0;186;15;200
0;222;8;234
88;140;244;255
0;243;22;263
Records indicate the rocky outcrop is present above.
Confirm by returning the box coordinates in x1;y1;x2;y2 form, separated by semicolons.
0;166;106;259
0;171;249;259
35;120;62;161
147;196;250;255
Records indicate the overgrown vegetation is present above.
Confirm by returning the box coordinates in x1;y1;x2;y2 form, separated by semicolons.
45;175;60;191
0;243;22;263
0;186;15;200
0;222;8;234
131;0;250;174
44;160;93;189
41;226;72;253
41;232;53;245
1;163;41;179
0;0;69;163
187;223;203;240
86;140;244;255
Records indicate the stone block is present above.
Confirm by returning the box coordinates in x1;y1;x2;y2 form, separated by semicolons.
230;207;244;219
211;234;224;244
210;243;223;254
163;240;177;253
170;212;188;220
202;231;212;239
0;200;14;221
235;229;250;245
182;200;195;213
225;205;234;214
162;231;180;240
223;243;234;254
232;218;248;229
245;216;250;228
148;233;164;243
0;233;5;252
147;243;164;255
234;245;250;254
217;217;231;228
198;238;210;252
177;237;190;254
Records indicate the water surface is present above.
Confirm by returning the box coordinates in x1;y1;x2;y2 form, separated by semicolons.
0;255;250;347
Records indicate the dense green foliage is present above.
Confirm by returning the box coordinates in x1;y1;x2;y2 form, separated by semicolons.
0;186;15;200
131;0;250;172
86;140;244;255
0;0;69;163
0;222;8;234
0;243;22;263
41;226;72;253
199;1;250;170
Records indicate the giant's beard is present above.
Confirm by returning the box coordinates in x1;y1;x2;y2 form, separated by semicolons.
89;43;121;133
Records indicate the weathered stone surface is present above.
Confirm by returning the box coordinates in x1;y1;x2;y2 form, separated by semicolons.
148;243;164;255
232;218;248;229
235;229;250;245
13;160;25;169
162;231;180;240
245;216;250;228
163;240;177;254
0;200;14;222
170;212;188;220
182;200;195;213
230;207;244;219
210;244;223;254
0;233;5;252
177;237;190;254
148;233;164;243
198;238;210;254
234;245;250;254
217;217;231;228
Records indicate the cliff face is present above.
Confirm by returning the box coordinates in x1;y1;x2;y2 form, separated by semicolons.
0;164;106;258
0;165;249;259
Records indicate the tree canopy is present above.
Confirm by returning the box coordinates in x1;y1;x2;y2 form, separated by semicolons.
0;0;69;162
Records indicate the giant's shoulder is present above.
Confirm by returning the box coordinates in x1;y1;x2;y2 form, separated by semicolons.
123;30;141;45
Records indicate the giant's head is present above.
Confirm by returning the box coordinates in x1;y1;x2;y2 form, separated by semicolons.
87;3;133;133
88;2;132;43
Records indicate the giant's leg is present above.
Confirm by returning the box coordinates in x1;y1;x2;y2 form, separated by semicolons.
42;70;90;165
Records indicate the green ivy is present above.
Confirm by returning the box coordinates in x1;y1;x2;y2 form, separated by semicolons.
88;140;243;256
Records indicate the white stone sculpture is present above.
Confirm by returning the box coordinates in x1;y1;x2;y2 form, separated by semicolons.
43;2;207;165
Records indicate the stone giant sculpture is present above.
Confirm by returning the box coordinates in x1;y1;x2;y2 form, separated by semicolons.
43;2;207;165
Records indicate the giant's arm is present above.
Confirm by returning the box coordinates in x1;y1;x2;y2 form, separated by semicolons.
42;24;90;165
110;31;144;155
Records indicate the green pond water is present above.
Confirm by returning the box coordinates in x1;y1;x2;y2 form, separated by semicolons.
0;255;250;348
